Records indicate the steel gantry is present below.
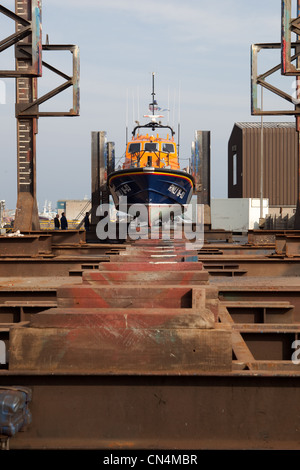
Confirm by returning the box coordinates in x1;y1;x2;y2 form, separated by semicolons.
0;1;80;231
251;0;300;228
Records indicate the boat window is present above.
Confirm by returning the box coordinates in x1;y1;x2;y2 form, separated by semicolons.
144;142;158;152
162;143;174;153
128;143;141;153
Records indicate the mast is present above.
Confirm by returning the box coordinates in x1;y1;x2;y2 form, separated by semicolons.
151;72;156;116
132;72;175;136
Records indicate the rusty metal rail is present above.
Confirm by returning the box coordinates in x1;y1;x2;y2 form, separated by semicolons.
0;230;299;449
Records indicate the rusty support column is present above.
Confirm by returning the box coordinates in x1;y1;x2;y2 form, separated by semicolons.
14;0;41;231
107;142;115;183
295;0;300;229
252;2;300;227
1;2;80;232
191;131;211;226
91;131;107;226
295;119;300;230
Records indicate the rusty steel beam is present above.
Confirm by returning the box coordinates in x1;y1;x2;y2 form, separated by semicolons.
0;257;109;277
90;133;115;241
251;43;300;115
15;229;86;246
81;270;210;285
91;131;107;226
251;1;300;228
16;44;80;117
1;233;300;449
201;256;300;276
0;375;300;450
295;0;300;228
0;235;300;449
4;241;230;375
190;131;211;204
0;1;80;232
281;0;300;75
13;0;41;231
0;1;42;77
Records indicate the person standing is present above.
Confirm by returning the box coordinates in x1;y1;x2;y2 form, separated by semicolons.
60;212;68;230
54;214;60;230
84;212;90;231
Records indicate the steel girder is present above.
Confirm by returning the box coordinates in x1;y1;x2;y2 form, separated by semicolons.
0;1;80;231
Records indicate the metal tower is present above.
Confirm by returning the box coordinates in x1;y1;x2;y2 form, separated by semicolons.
0;0;80;231
251;0;300;228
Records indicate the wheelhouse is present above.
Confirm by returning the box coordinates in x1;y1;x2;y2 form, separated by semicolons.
124;135;179;170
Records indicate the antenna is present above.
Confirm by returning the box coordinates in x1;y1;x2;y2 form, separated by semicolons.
172;89;176;128
137;86;140;122
126;89;129;145
143;72;164;127
132;89;135;126
151;72;155;116
167;86;170;125
178;80;181;157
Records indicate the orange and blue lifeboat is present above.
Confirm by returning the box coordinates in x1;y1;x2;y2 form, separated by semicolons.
108;123;194;223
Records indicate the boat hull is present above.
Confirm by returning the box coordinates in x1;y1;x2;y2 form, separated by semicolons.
108;167;194;224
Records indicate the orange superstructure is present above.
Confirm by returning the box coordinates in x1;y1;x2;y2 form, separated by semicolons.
123;132;180;171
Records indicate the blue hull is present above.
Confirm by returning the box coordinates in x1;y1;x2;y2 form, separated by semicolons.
108;168;194;209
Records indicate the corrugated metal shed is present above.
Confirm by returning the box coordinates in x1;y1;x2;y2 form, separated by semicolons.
236;122;295;129
228;122;297;207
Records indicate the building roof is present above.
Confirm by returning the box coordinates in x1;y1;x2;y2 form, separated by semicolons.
235;122;295;129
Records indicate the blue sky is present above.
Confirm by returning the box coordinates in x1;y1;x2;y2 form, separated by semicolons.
0;0;296;211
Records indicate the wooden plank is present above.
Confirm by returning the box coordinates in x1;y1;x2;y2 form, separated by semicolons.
9;327;232;373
